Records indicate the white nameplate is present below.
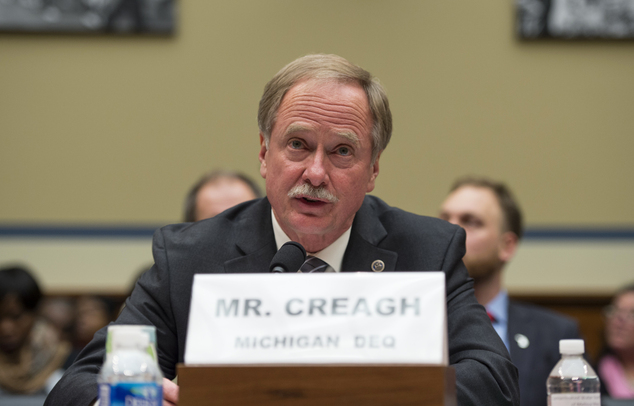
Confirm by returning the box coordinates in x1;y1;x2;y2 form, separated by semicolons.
184;272;446;365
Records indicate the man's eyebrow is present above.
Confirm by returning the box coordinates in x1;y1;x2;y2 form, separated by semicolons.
283;123;360;146
336;130;360;146
283;123;312;137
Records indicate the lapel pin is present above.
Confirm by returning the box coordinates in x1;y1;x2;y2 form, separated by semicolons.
371;260;385;272
514;333;530;349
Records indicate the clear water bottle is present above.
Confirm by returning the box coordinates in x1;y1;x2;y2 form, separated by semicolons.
98;326;163;406
546;339;600;406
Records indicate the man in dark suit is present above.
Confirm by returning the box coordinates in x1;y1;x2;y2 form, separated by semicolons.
439;176;581;406
45;55;519;406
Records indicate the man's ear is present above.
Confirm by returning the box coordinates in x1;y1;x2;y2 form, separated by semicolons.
498;231;519;264
366;151;381;193
259;133;268;179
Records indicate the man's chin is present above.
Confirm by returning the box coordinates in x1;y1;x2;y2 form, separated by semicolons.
289;219;331;236
464;263;498;281
283;212;335;236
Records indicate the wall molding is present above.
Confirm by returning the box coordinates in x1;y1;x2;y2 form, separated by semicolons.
2;224;634;240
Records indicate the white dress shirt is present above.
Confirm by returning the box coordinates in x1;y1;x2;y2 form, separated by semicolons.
271;210;351;273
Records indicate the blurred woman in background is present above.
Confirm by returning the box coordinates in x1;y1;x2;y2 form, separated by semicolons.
0;266;72;395
597;283;634;399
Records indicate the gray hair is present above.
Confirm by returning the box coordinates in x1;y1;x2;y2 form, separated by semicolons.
257;54;392;162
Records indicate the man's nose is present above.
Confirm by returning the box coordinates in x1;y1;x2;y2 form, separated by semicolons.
303;149;328;186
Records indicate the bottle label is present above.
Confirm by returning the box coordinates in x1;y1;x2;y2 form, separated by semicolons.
549;393;600;406
99;382;162;406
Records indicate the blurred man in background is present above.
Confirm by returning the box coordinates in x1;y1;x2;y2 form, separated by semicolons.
183;170;262;222
439;176;580;406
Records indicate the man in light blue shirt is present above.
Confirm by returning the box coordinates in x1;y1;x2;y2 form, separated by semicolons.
439;176;581;406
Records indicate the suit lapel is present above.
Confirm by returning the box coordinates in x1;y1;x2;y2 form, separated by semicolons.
223;198;277;274
228;196;399;274
508;301;533;374
341;197;398;273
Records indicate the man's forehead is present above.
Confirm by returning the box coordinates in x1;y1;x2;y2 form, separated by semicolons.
273;79;373;142
446;186;502;218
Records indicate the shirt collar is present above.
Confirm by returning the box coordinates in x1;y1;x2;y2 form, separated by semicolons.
485;289;509;324
271;209;350;273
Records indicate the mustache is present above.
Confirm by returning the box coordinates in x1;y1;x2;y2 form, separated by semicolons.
288;183;339;203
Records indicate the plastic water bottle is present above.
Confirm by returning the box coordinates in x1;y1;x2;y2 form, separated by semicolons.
98;326;163;406
546;339;600;406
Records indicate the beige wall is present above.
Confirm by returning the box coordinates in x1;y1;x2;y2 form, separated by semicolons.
1;238;633;295
1;1;633;292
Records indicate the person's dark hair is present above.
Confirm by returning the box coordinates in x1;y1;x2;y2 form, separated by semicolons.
0;265;42;311
450;176;524;240
183;170;263;222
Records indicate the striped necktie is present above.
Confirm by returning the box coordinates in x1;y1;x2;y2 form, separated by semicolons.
299;256;335;273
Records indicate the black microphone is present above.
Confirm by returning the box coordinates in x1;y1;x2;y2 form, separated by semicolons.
269;241;306;273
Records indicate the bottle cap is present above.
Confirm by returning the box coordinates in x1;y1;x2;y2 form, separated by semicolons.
559;339;584;355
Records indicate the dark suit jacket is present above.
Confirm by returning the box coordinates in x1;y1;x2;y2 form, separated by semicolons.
508;300;581;406
45;196;519;406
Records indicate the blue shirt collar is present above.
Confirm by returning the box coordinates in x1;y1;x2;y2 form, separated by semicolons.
485;289;509;324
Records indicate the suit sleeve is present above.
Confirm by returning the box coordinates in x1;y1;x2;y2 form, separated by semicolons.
442;227;520;406
44;229;178;406
564;319;582;340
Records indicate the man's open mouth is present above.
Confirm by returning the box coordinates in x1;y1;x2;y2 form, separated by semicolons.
299;196;327;204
